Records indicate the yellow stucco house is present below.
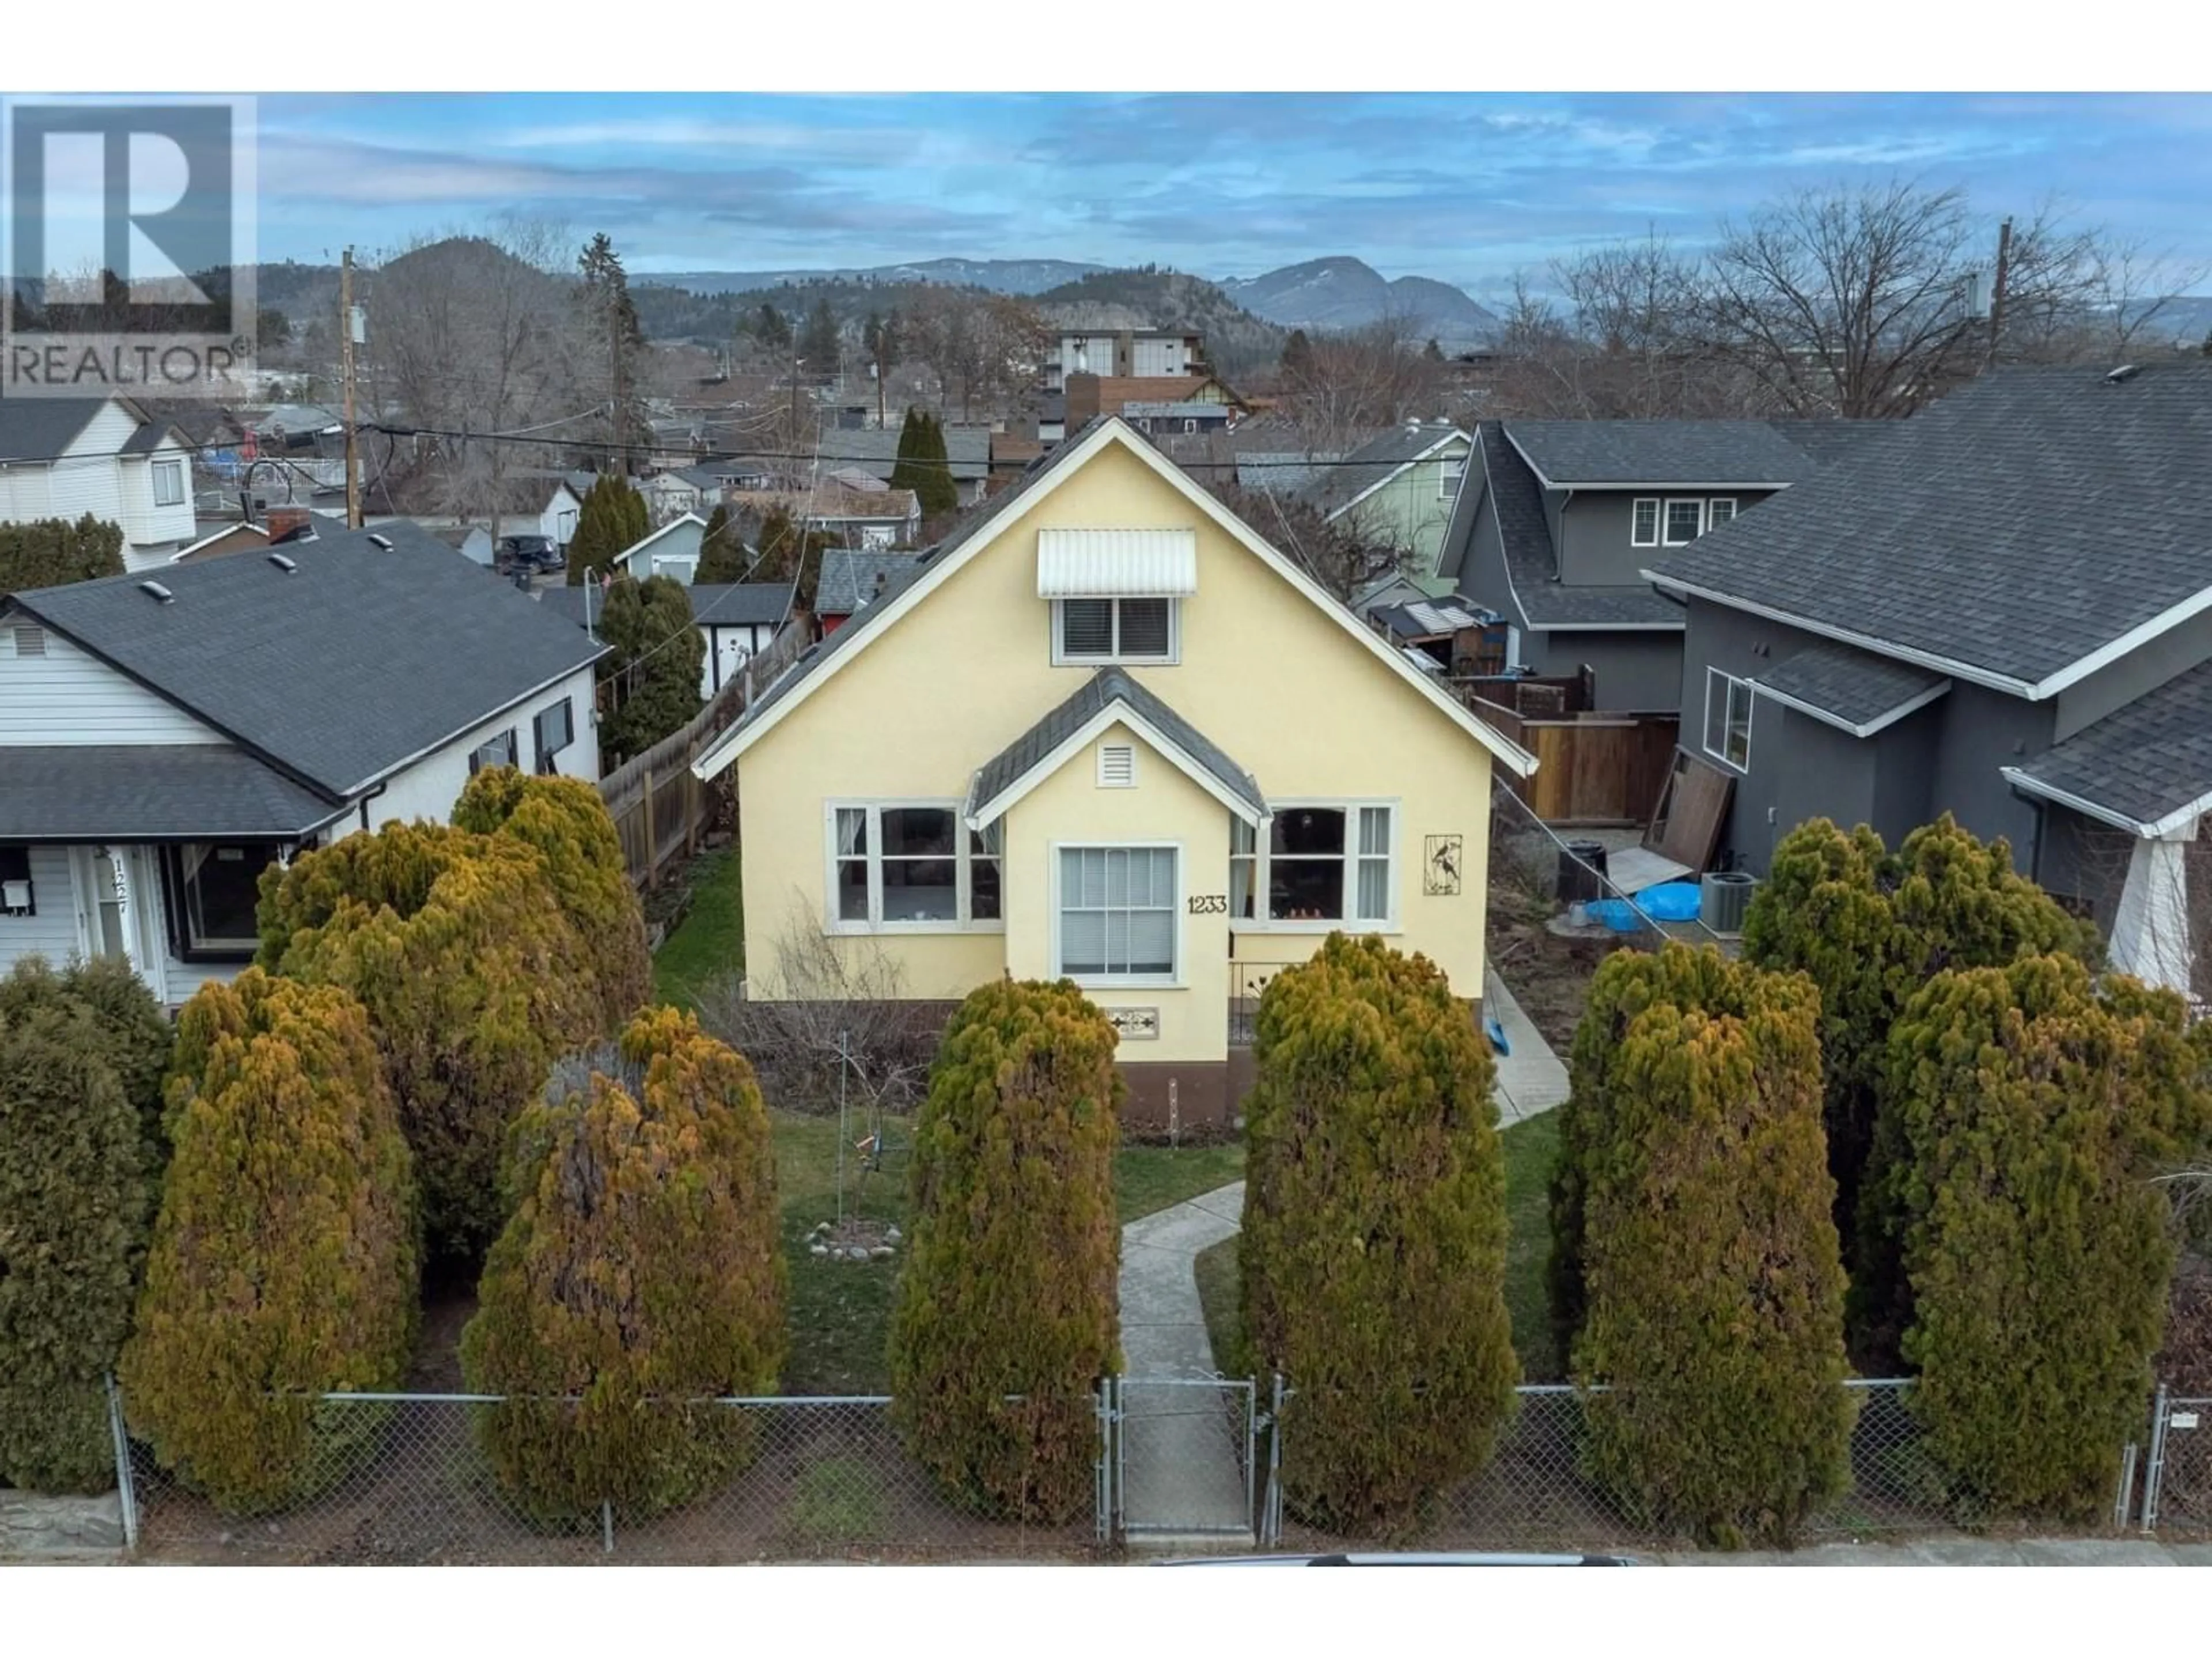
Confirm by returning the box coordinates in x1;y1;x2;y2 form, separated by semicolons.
692;417;1536;1128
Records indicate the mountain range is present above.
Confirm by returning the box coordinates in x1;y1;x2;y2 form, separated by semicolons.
637;254;1501;343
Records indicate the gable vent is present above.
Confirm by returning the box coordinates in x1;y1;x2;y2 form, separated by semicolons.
11;623;45;657
138;581;174;604
1097;742;1137;789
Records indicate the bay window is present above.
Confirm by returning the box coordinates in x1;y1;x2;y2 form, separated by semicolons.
1056;844;1178;983
164;842;281;959
827;801;1001;931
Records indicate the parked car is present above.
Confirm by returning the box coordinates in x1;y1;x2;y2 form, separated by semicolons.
497;535;564;574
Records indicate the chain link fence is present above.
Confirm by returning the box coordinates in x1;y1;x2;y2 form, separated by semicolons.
2141;1391;2212;1535
116;1391;1105;1564
1261;1379;2139;1554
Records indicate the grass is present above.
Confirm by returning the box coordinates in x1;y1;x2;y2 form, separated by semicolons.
782;1455;885;1543
1184;1113;1563;1383
1113;1138;1245;1223
652;846;743;1008
1500;1112;1563;1381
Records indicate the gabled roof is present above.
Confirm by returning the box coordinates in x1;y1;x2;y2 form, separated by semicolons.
1503;420;1832;488
0;744;346;841
1647;364;2212;698
1751;640;1950;738
619;513;708;567
817;549;922;616
1474;423;1681;631
965;667;1267;829
0;395;156;464
2003;660;2212;838
9;522;607;800
1305;423;1467;517
692;417;1537;782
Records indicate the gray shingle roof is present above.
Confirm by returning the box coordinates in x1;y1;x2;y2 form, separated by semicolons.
1504;420;1830;486
719;425;991;483
1648;363;2212;688
1751;640;1949;734
816;550;921;616
1234;451;1339;493
0;396;123;463
0;745;344;839
11;522;606;798
1304;423;1464;512
968;667;1265;821
2009;660;2212;831
1477;423;1682;629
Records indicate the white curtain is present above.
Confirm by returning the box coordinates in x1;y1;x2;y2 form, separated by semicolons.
1229;819;1255;919
1355;807;1391;921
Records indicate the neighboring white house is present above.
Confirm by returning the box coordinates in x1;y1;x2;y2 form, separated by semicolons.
641;468;719;525
613;514;710;585
0;521;605;1007
539;577;792;699
539;476;588;550
1044;328;1205;392
0;395;198;571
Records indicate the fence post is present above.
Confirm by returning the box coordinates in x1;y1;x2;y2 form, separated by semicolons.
2140;1381;2170;1533
1095;1379;1113;1548
641;765;658;890
104;1373;138;1551
1263;1373;1285;1548
601;1497;614;1555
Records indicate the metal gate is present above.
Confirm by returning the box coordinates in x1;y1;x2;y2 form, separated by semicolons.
2141;1387;2211;1533
1109;1376;1258;1543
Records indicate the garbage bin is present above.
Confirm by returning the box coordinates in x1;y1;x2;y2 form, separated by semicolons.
1557;839;1608;906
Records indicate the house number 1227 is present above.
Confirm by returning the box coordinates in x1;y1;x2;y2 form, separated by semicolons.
1187;894;1229;915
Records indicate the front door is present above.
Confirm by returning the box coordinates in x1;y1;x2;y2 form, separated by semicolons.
66;846;167;1001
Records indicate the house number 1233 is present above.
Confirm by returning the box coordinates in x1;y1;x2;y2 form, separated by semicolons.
1187;894;1229;915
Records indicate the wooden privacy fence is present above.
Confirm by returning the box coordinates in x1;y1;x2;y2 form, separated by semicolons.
597;620;809;888
1472;699;1681;827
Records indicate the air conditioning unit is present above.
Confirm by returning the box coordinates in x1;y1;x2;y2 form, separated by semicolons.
1700;871;1758;936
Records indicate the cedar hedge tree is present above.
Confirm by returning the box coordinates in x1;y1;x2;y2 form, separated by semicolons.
454;766;653;1027
1559;945;1852;1547
565;474;650;587
121;971;418;1516
599;574;704;766
461;1009;787;1525
888;978;1121;1525
1879;956;2212;1521
0;513;125;601
0;952;173;1169
889;407;959;518
694;503;748;584
1240;934;1518;1536
1741;813;2098;1349
0;970;149;1493
257;821;606;1261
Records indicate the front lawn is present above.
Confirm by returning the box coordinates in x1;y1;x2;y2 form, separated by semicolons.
652;846;743;1009
1188;1112;1562;1381
1113;1137;1245;1223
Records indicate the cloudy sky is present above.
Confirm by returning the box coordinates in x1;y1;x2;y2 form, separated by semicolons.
253;92;2212;295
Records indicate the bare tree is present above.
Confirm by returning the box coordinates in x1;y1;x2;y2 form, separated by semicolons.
1214;480;1415;603
361;218;585;538
693;897;938;1118
1279;312;1448;453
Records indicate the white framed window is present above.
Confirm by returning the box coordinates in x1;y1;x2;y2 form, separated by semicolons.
1440;457;1467;500
152;459;185;507
163;842;280;960
1707;497;1737;528
468;728;517;774
825;800;1000;933
1241;801;1397;929
532;699;574;774
1052;596;1179;665
1054;843;1179;985
1663;498;1706;546
1703;668;1754;771
1630;498;1660;547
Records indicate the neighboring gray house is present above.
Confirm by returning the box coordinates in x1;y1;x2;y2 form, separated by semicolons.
1647;362;2212;998
540;578;793;699
0;523;605;1006
1437;418;1880;710
816;548;921;631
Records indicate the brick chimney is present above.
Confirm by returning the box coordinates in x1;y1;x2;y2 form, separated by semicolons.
1065;372;1102;428
264;505;313;544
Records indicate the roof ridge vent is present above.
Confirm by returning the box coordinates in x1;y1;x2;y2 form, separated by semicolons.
2105;363;2142;384
138;580;174;604
366;532;394;550
267;552;297;572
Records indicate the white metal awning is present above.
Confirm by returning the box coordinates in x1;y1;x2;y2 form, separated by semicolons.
1036;528;1198;599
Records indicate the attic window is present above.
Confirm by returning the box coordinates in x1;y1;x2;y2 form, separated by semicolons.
1097;743;1137;788
10;623;45;657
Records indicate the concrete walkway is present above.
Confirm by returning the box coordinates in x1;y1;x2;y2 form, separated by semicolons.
1487;969;1571;1125
1119;1184;1250;1541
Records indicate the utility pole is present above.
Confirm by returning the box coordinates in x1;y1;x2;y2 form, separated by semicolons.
1987;217;2014;368
609;288;629;478
340;247;362;529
